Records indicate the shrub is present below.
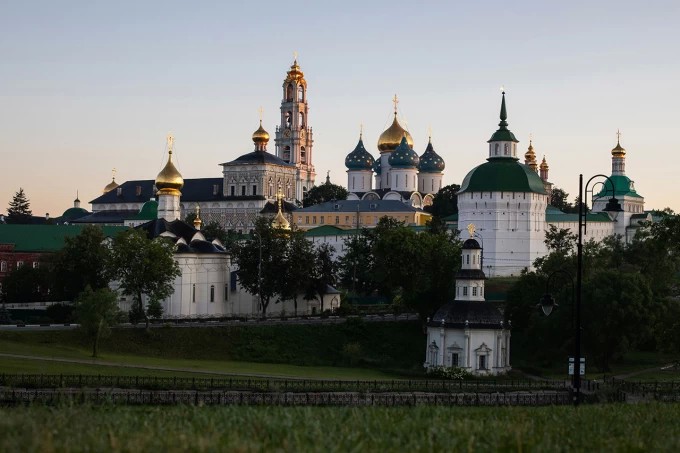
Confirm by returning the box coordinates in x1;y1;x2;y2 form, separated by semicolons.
427;366;473;380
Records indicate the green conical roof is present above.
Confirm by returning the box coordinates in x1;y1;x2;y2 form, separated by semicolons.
488;92;518;143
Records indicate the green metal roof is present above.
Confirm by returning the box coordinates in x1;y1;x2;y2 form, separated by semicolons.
595;174;643;199
458;159;547;194
545;207;613;223
442;213;459;222
303;225;356;237
0;225;128;252
135;200;158;220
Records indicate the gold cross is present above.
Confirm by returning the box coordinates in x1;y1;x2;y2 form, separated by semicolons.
392;94;399;114
258;106;264;121
112;168;117;180
428;125;433;140
167;133;174;152
616;129;622;143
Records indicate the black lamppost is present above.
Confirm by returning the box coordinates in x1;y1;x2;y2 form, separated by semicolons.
541;174;622;406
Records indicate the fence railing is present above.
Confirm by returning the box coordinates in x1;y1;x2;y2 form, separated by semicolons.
605;376;680;400
0;389;572;407
0;374;574;393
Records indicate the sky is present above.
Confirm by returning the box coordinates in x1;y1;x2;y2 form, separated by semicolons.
1;0;679;217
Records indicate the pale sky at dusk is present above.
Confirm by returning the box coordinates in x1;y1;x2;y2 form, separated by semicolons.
1;0;678;217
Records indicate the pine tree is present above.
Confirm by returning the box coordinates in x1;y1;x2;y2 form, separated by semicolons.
7;188;32;224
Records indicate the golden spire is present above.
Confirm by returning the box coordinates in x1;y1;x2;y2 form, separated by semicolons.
271;184;290;230
103;168;119;193
612;129;626;157
155;134;184;195
193;204;202;230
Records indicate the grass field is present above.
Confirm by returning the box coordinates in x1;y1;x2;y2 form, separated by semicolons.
1;403;678;452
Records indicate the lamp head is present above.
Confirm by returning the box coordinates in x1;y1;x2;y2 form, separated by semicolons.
538;293;558;317
603;197;623;221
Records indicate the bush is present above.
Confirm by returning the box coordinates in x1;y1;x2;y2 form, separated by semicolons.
427;366;473;380
45;303;75;323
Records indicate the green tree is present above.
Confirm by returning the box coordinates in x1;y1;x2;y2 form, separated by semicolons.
338;228;377;297
426;183;460;218
1;264;50;303
50;225;111;300
231;217;288;317
306;243;339;311
550;187;573;211
108;229;180;328
75;286;120;357
279;230;317;315
302;182;348;207
6;188;32;224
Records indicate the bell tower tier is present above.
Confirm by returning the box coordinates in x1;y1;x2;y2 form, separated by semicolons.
274;57;316;202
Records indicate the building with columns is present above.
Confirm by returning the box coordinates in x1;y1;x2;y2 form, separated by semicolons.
425;230;511;375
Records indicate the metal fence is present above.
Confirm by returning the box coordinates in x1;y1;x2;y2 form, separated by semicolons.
605;377;680;401
0;374;576;393
0;389;572;407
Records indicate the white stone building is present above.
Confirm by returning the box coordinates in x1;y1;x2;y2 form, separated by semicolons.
424;233;511;375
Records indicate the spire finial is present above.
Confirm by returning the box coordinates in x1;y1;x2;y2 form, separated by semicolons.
258;106;264;123
112;168;117;181
326;170;330;184
167;133;174;155
359;123;363;139
428;125;433;143
193;204;202;230
499;87;507;124
392;94;399;115
616;129;621;145
293;51;298;63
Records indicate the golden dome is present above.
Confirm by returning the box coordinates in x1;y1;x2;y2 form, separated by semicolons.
539;156;549;170
611;140;626;157
378;114;414;153
285;59;305;83
252;120;270;144
155;150;184;195
103;178;119;194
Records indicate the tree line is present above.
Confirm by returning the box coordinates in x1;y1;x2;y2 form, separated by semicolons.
505;210;680;371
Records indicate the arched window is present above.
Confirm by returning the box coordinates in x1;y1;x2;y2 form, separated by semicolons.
285;111;292;127
210;285;215;302
0;261;6;272
298;85;304;101
283;146;291;162
504;143;509;155
299;112;305;128
495;144;499;155
301;146;306;163
192;284;196;303
286;84;294;101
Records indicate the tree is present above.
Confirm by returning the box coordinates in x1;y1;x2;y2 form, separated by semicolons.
6;188;32;224
1;264;51;303
549;187;572;212
108;229;180;328
303;182;348;207
426;183;460;219
231;217;288;317
75;286;120;357
306;243;339;311
279;230;317;315
50;225;111;300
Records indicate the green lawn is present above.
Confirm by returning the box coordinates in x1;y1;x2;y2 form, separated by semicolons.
1;404;679;452
0;339;400;380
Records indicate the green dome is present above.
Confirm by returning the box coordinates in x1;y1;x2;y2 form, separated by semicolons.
595;174;643;199
388;136;419;168
418;139;445;173
458;159;547;194
373;157;382;175
345;137;375;171
135;199;158;220
61;207;89;222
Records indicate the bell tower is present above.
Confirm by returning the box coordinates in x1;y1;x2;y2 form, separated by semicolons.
275;55;316;202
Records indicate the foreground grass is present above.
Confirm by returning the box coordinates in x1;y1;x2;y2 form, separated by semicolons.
1;404;678;452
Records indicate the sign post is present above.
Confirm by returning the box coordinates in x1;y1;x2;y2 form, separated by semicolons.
568;357;585;376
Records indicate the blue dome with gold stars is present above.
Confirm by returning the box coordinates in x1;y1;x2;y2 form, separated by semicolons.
418;138;445;173
388;136;419;168
373;157;382;175
345;136;375;171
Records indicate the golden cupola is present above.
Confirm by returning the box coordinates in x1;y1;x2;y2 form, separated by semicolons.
611;137;626;158
103;169;119;193
539;156;549;171
378;95;414;153
155;135;184;195
524;140;538;172
252;120;270;151
285;58;305;83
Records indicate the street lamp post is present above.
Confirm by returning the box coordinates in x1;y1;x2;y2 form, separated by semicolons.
541;174;622;406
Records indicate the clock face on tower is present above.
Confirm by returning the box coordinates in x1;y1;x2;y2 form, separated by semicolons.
284;129;291;138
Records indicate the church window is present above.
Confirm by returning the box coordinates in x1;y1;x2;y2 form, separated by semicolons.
313;216;317;224
504;144;509;155
479;355;487;370
301;146;306;163
230;186;235;196
192;284;196;303
306;216;309;224
395;175;399;187
252;185;257;195
299;112;305;128
286;84;294;101
283;146;291;162
501;193;503;199
320;216;325;224
352;176;355;189
473;287;477;296
285;111;292;127
32;262;38;268
224;284;229;301
241;186;246;196
298;85;304;101
210;285;215;303
335;216;340;225
466;255;470;265
495;144;499;155
463;287;468;296
481;287;484;296
17;261;23;268
451;353;459;367
0;261;6;272
269;184;273;197
345;216;349;223
230;272;238;291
